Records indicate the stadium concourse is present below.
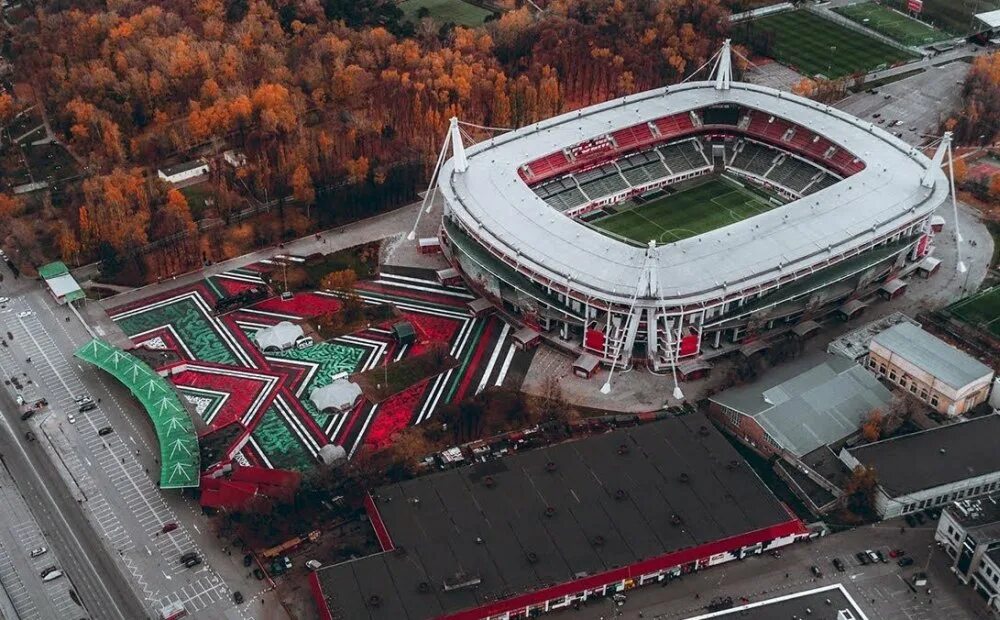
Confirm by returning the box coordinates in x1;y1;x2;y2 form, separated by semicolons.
105;259;536;486
436;41;951;377
309;412;808;620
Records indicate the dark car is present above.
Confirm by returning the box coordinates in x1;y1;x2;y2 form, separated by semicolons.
179;552;199;564
915;513;926;525
184;557;202;568
20;410;34;421
875;550;887;563
904;514;917;527
832;558;845;572
97;426;113;436
78;402;97;413
161;522;178;534
810;565;823;578
24;431;35;442
233;591;244;605
898;557;914;567
253;568;265;580
856;552;870;565
243;554;253;567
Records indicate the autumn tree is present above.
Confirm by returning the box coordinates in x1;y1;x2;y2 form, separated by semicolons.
860;409;884;443
291;164;316;213
0;93;15;126
843;465;880;521
320;268;358;295
951;157;968;186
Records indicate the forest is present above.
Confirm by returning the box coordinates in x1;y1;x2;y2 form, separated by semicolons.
0;0;732;281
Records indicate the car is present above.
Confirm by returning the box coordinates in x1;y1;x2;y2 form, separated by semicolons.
0;297;9;304
898;557;914;567
915;513;926;525
233;591;244;605
883;94;892;99
832;558;845;572
161;522;178;534
305;559;322;571
905;514;917;527
73;396;91;404
856;551;870;565
280;291;294;300
20;410;34;421
810;565;822;578
29;547;46;558
253;568;264;580
78;402;96;413
926;508;942;519
16;395;24;406
184;557;202;568
24;431;35;442
872;112;881;118
41;570;63;582
67;413;75;424
889;549;906;558
16;311;31;318
97;426;113;436
866;550;881;564
179;552;199;564
243;554;253;567
39;566;57;578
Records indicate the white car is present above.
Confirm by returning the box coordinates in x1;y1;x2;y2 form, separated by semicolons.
16;311;31;318
41;570;62;582
15;395;24;406
29;547;46;558
67;413;76;424
0;297;9;304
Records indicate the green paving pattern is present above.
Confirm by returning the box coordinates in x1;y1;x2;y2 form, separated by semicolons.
742;10;918;78
251;406;313;471
834;2;950;46
592;177;779;245
947;286;1000;337
115;297;238;365
271;341;367;427
75;339;200;488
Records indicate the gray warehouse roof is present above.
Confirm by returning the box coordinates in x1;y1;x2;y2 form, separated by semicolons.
315;413;799;620
846;415;1000;496
440;81;949;306
710;353;893;457
871;322;993;390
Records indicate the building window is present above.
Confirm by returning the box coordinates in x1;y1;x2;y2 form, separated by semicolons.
910;383;918;394
920;389;929;401
931;395;939;407
900;378;908;388
880;364;887;375
889;370;897;381
868;358;877;369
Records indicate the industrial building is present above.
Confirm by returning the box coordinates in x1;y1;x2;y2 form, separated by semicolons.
935;495;1000;613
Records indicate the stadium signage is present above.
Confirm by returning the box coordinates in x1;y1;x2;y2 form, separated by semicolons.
570;135;615;160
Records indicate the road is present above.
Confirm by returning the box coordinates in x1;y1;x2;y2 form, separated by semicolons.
0;383;147;619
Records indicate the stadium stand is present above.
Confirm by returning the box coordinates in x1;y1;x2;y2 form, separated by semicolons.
657;140;710;175
730;141;777;177
765;155;825;194
653;112;695;138
544;186;589;211
610;123;656;152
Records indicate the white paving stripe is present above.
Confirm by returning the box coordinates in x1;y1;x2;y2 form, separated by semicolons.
494;345;517;387
476;323;510;395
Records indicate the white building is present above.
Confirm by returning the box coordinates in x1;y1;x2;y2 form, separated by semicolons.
935;495;1000;613
840;415;1000;519
253;321;310;353
157;160;209;185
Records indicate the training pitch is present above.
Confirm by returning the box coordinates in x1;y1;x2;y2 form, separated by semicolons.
834;2;950;46
947;286;1000;337
591;177;780;245
740;10;918;79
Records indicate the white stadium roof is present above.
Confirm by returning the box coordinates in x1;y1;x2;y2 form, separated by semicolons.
440;81;949;306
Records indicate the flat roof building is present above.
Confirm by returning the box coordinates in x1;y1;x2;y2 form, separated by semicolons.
840;415;1000;519
310;413;806;620
935;495;1000;613
867;322;994;416
157;159;209;185
38;261;84;305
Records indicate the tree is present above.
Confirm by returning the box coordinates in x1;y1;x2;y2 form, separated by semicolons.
0;93;14;127
843;465;879;521
860;409;884;443
952;157;968;186
320;268;357;295
291;164;316;214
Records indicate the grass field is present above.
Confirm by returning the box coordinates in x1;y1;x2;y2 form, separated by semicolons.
834;2;950;46
591;177;779;245
399;0;494;25
884;0;1000;36
948;286;1000;337
740;10;919;78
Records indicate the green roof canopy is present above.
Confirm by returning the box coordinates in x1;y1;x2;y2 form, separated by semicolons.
75;339;200;488
38;261;70;279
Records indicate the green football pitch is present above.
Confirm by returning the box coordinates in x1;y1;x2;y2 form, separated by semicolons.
947;287;1000;337
591;177;779;245
834;2;950;46
739;10;919;78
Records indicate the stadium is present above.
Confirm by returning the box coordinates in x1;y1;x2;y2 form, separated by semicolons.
437;43;951;375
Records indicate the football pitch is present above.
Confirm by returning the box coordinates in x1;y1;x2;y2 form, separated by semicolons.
740;10;919;78
947;287;1000;337
834;2;950;46
591;177;779;245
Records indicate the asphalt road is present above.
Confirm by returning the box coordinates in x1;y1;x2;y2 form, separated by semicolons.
0;387;148;620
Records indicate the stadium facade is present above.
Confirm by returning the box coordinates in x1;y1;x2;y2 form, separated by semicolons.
437;48;950;372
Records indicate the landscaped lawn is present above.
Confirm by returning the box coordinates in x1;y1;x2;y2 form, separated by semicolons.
834;2;950;46
399;0;494;25
737;9;919;78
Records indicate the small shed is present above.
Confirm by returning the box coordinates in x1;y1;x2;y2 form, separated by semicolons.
38;261;84;305
916;256;941;278
836;299;867;321
878;279;907;301
392;321;416;345
572;353;600;379
310;379;363;414
791;320;821;340
467;298;494;317
929;215;945;233
418;238;441;254
512;326;541;351
436;267;462;286
677;358;713;382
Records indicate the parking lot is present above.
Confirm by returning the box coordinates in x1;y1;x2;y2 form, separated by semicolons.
556;521;986;620
0;289;255;619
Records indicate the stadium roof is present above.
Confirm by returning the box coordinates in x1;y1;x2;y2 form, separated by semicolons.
870;322;993;390
441;81;948;306
975;9;1000;29
845;415;1000;496
75;339;200;488
710;353;893;457
313;412;802;620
